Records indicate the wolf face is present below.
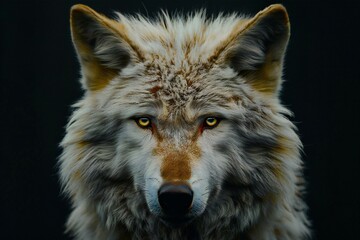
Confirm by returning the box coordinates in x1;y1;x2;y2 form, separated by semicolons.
60;4;310;239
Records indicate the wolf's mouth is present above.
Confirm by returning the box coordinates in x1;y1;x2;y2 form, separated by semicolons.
160;216;194;228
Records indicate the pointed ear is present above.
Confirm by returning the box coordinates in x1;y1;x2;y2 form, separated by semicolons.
70;4;142;91
221;4;290;95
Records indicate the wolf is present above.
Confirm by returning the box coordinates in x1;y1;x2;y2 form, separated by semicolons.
60;3;310;240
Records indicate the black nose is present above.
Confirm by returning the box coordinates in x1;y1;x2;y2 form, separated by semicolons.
158;183;193;216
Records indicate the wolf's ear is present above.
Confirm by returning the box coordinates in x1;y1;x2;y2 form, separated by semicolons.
220;4;290;95
70;4;141;91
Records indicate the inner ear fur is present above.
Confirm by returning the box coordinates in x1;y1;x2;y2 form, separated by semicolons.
70;4;141;91
220;4;290;95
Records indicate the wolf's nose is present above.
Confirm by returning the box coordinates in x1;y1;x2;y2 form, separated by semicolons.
158;183;193;216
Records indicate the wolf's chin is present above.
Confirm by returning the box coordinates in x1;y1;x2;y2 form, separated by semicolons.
159;216;195;228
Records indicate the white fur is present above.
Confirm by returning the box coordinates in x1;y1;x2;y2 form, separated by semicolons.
60;5;310;239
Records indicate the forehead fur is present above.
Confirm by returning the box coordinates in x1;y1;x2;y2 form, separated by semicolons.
105;12;251;120
116;11;248;63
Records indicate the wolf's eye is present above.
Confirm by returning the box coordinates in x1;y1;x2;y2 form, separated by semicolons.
204;117;220;128
136;117;151;128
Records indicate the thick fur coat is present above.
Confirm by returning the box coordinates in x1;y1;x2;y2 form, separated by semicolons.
60;4;310;239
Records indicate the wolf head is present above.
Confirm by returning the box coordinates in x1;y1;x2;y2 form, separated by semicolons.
60;4;305;238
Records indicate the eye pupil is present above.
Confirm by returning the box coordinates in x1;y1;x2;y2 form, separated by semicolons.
137;117;151;128
205;117;218;127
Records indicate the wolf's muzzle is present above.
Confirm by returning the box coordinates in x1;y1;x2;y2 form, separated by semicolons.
158;182;193;221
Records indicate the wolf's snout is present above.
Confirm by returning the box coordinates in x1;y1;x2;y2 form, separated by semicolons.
158;183;193;216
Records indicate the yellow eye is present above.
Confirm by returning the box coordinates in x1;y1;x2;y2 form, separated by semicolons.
204;117;219;128
136;117;151;128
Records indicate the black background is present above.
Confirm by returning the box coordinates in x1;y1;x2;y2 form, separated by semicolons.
1;0;359;239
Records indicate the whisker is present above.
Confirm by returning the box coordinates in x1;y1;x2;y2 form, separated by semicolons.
147;177;160;183
191;178;205;185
